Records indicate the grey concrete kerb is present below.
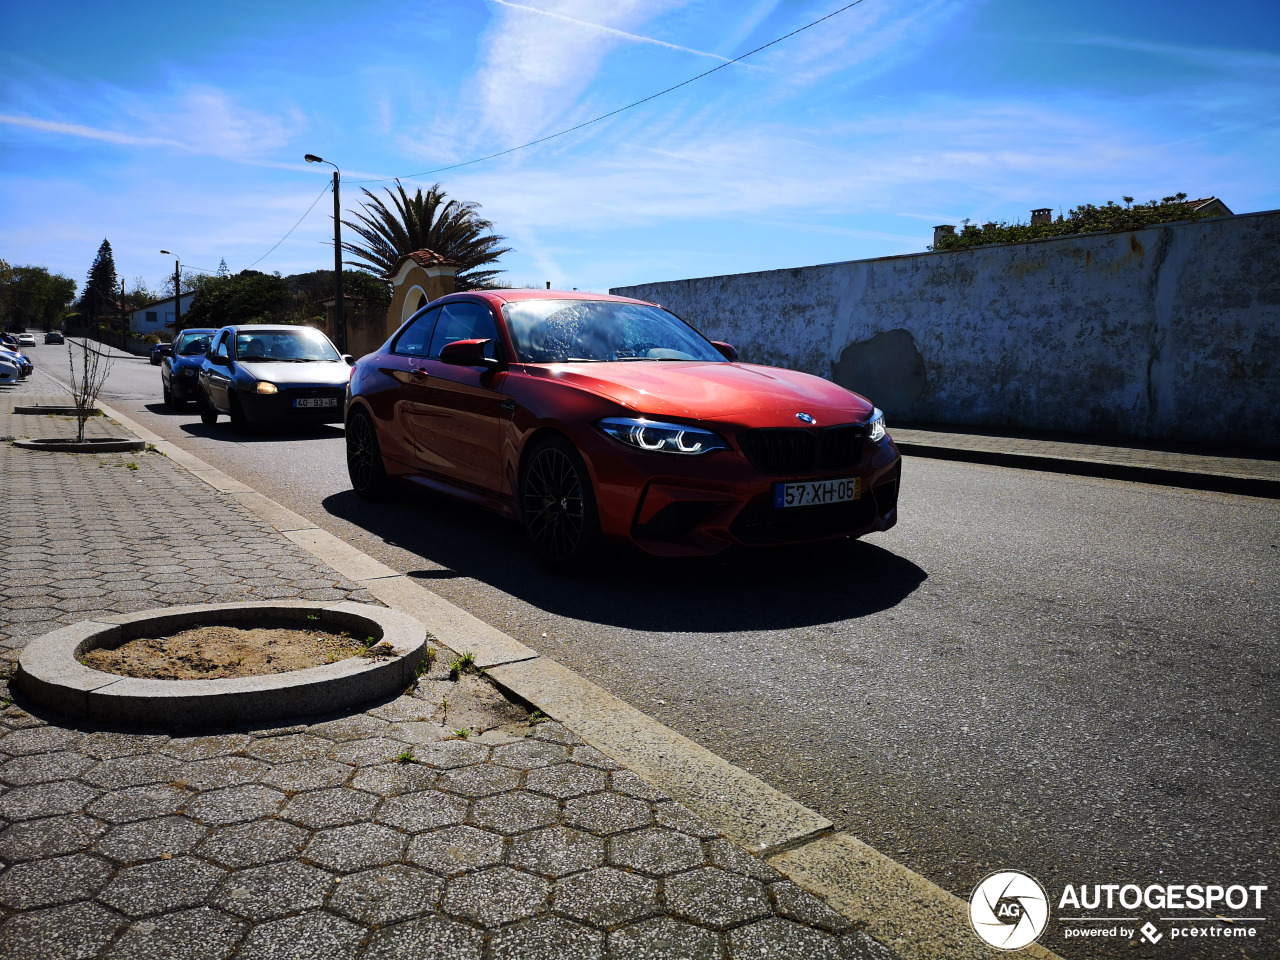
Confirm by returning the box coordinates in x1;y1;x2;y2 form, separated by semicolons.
15;600;429;726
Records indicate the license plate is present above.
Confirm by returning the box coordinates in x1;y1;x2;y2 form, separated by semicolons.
774;476;861;508
293;397;337;409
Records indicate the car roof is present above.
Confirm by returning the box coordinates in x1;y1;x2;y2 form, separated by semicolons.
223;325;323;333
448;289;656;308
178;328;216;334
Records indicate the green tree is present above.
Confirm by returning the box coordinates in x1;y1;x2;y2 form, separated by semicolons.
341;181;510;290
82;239;119;322
182;270;293;329
1;263;77;330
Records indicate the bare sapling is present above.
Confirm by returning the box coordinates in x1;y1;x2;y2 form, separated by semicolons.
65;339;113;442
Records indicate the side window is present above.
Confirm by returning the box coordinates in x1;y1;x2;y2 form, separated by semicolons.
212;332;231;359
392;307;441;357
428;302;499;360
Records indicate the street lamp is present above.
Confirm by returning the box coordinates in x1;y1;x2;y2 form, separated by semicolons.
304;154;345;352
160;250;182;332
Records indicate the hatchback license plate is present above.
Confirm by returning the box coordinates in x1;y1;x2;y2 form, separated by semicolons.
774;476;861;508
293;397;337;409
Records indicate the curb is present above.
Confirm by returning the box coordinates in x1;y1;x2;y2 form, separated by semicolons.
896;440;1280;499
88;396;1063;960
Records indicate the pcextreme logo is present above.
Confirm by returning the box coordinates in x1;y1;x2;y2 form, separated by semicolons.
970;870;1051;950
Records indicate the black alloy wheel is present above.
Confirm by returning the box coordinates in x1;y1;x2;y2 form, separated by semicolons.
197;389;217;426
162;382;174;408
521;437;600;569
346;408;391;499
228;393;251;435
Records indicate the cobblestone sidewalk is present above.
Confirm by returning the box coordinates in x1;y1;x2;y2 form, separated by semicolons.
0;443;897;959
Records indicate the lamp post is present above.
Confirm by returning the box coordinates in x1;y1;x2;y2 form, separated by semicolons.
160;250;182;333
304;154;345;352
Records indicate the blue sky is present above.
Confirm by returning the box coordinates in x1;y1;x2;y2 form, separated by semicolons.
2;0;1278;295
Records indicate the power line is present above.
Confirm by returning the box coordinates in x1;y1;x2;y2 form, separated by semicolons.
349;0;868;184
241;181;333;271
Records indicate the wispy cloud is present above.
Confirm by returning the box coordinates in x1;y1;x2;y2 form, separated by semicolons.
0;114;184;148
1067;35;1280;72
488;0;728;61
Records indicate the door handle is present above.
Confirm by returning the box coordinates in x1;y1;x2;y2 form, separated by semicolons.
409;365;428;380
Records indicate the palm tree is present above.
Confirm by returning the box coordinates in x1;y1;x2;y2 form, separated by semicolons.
341;181;511;290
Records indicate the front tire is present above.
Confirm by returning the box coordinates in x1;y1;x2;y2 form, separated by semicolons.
197;389;218;426
228;394;252;435
520;436;600;570
346;408;392;500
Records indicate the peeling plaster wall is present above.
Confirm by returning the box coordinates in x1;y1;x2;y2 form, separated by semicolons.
612;210;1280;450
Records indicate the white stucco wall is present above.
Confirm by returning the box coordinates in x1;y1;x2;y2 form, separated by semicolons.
130;293;195;335
612;210;1280;450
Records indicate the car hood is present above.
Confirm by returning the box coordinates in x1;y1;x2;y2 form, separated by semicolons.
237;360;351;386
529;361;874;427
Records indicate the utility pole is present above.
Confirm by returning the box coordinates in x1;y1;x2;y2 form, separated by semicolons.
161;251;182;333
305;154;345;353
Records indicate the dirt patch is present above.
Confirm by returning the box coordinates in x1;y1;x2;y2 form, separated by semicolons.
82;620;393;680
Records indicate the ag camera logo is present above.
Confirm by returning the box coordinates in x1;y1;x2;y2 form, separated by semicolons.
970;870;1050;950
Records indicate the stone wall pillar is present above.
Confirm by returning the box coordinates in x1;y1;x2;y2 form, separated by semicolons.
386;252;461;343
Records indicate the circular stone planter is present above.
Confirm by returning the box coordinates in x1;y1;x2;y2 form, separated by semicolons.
12;404;101;416
13;436;145;453
16;601;428;726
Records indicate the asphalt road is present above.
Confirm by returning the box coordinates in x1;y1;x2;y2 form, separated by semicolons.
33;341;1280;960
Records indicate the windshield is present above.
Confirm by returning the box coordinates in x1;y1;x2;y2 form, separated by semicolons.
176;333;211;356
234;328;339;362
503;300;725;364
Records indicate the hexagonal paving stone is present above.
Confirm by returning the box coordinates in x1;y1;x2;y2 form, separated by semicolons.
94;815;207;864
361;917;484;960
605;917;723;959
528;722;585;747
0;725;83;755
328;864;443;925
0;780;100;821
508;826;605;878
174;756;270;790
97;855;227;918
82;754;180;790
161;734;252;762
0;853;113;909
562;793;653;835
303;822;406;872
0;750;93;786
608;828;706;876
213;861;334;921
553;866;660;927
185;785;285;826
329;737;408;768
411;740;489;769
706;837;778;881
665;867;772;930
488;916;604;960
470;790;560;835
258;760;352;793
279;787;378;829
608;770;669;802
0;900;125;960
569;745;623;770
376;789;467;832
236;911;364;960
406;825;505;876
196;819;310;869
727;917;849;960
436;763;520;798
524;762;608;799
103;906;246;960
242;734;332;764
653;801;719;838
770;880;854;933
0;813;107;862
78;732;169;760
490;740;570;770
87;785;194;824
349;761;438;797
442;865;549;928
308;714;392;742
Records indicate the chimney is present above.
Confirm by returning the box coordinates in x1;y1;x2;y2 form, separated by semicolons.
932;224;955;248
1031;208;1052;224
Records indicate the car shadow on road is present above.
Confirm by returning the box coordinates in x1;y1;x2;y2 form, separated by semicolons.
177;420;345;443
321;486;926;633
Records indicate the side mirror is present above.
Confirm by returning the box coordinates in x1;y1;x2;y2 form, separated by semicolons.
439;338;503;368
711;341;738;362
210;354;231;367
342;354;355;365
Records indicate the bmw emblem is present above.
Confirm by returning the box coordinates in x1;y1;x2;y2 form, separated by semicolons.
796;412;815;424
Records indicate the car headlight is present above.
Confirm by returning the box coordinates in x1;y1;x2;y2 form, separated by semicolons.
868;407;887;442
181;367;197;377
256;381;278;395
598;417;729;455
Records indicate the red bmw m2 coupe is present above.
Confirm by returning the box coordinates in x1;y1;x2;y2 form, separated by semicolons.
345;290;901;567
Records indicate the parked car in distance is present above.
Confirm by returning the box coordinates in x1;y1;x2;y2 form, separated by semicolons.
345;290;901;567
0;354;18;384
149;342;173;365
44;331;65;344
15;333;37;346
0;346;31;378
161;328;216;409
0;333;17;349
197;325;353;433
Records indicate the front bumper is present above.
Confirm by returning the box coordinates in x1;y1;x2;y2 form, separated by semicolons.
580;427;902;557
238;386;346;424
